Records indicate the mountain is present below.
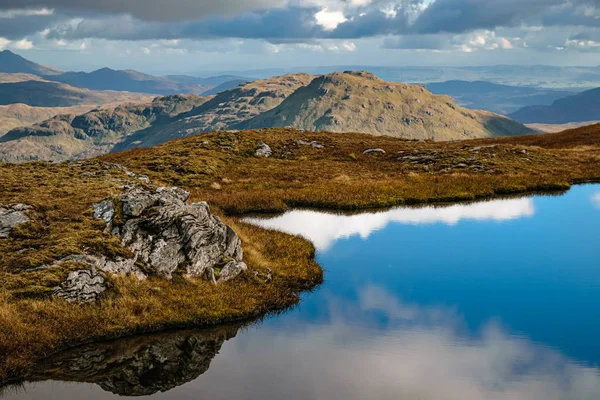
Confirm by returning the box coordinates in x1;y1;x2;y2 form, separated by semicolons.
202;79;251;96
0;103;107;137
237;72;532;141
0;50;62;76
0;95;208;162
113;73;315;151
508;87;600;124
47;68;211;95
426;80;573;114
0;80;153;107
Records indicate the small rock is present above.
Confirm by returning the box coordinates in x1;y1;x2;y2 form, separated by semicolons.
93;200;115;225
53;268;108;303
454;163;468;168
296;140;325;149
0;204;31;238
218;261;248;283
255;141;272;158
363;149;386;155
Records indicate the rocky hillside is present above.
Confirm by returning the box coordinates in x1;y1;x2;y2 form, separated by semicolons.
112;73;315;151
0;72;534;162
237;72;533;141
0;95;208;162
509;87;600;124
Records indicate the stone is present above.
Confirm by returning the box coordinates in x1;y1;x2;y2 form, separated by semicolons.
362;149;386;155
53;268;108;303
93;200;114;225
0;204;31;238
296;140;325;149
94;186;246;281
218;261;248;283
255;141;273;158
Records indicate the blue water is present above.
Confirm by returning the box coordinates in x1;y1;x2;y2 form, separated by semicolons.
5;185;600;400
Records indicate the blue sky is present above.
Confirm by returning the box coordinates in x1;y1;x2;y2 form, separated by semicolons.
0;0;599;73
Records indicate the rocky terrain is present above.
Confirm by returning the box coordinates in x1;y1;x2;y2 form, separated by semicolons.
113;73;315;151
238;72;532;141
0;72;534;162
0;94;208;162
0;103;135;137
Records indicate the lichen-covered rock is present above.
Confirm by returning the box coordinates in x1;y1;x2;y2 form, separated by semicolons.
218;261;248;283
93;186;245;281
0;204;31;238
53;268;108;303
362;148;386;155
255;141;272;157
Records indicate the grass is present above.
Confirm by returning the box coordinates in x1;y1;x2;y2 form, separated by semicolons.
1;124;599;384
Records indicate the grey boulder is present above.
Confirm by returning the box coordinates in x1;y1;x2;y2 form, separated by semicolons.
255;141;273;158
0;204;31;238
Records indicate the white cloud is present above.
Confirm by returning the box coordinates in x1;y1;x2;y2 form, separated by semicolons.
341;40;357;51
592;193;600;208
12;39;33;49
246;197;535;251
0;37;10;49
0;8;53;18
141;46;151;54
315;8;347;31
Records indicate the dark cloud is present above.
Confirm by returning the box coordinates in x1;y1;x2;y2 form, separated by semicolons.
0;13;63;39
0;0;285;22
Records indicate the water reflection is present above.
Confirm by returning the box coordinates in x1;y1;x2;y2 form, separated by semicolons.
3;185;599;400
246;198;535;250
592;192;600;208
9;324;241;397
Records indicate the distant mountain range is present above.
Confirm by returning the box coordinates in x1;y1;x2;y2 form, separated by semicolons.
426;81;574;115
0;72;533;162
0;50;252;96
0;80;151;107
509;87;600;124
0;50;62;76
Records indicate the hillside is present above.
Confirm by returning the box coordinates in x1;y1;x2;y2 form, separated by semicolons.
0;103;111;137
113;73;315;151
0;50;62;76
237;72;532;141
202;79;251;95
0;80;153;107
509;87;600;124
426;80;573;114
0;95;208;162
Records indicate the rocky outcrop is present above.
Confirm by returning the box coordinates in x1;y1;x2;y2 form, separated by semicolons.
92;186;246;283
0;203;31;238
26;324;241;396
363;148;386;155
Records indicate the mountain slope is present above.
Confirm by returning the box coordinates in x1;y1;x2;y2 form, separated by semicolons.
0;103;108;137
0;80;152;107
0;95;208;162
113;73;315;151
509;87;600;124
0;50;62;76
237;72;532;141
426;80;573;114
49;68;210;95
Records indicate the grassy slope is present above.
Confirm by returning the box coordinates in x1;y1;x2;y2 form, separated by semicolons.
1;124;599;383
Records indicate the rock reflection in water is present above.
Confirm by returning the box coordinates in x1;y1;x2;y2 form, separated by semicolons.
22;324;241;397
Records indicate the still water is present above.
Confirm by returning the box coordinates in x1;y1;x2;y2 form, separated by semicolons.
3;185;600;400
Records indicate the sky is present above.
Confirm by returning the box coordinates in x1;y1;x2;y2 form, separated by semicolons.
0;0;599;74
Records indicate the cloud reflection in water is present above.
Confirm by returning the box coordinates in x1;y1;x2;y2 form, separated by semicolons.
246;198;535;251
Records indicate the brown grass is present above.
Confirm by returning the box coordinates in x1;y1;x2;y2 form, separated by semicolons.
0;161;320;383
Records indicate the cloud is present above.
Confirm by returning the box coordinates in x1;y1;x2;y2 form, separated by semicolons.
592;193;600;208
0;1;287;22
246;197;535;251
12;39;34;49
0;38;10;50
